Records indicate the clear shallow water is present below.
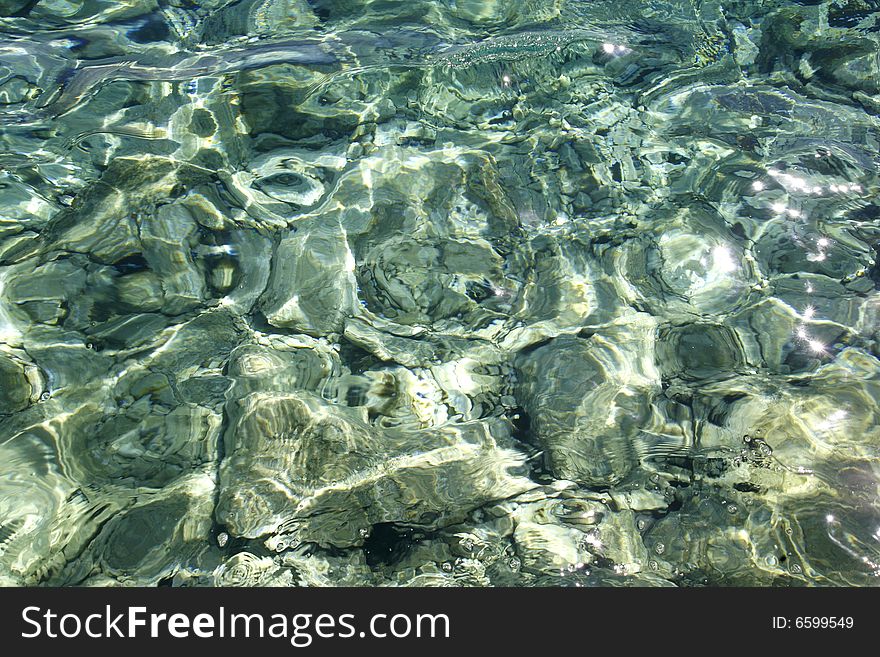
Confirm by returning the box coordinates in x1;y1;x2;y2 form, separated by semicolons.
0;0;879;586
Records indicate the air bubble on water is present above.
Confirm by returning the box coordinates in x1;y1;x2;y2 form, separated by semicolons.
727;504;738;514
217;532;228;548
507;557;521;571
654;542;665;555
358;527;370;538
441;561;454;573
39;391;50;401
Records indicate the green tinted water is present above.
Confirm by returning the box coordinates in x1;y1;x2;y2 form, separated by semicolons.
1;0;879;586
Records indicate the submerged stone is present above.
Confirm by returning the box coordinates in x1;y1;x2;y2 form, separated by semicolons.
216;390;534;546
515;320;660;487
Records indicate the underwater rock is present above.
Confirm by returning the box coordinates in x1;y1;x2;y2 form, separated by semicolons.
143;308;245;376
88;473;216;584
355;234;506;329
3;257;88;327
513;519;588;575
59;401;222;489
514;319;660;487
141;203;206;315
0;429;79;584
501;234;608;350
0;351;33;414
216;390;534;546
507;497;592;575
227;333;341;396
754;219;875;280
718;348;880;472
336;364;453;428
656;322;747;383
213;551;284;587
260;223;358;336
613;219;759;318
40;157;212;264
201;0;318;43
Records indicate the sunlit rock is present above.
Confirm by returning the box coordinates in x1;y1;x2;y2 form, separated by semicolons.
515;318;660;487
0;351;33;414
260;223;358;336
217;390;534;546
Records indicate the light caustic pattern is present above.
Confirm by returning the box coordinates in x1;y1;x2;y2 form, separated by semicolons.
0;0;879;587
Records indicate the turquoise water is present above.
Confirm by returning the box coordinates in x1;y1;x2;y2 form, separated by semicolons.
0;0;879;586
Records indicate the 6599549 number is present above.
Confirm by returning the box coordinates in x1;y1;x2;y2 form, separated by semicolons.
772;617;854;629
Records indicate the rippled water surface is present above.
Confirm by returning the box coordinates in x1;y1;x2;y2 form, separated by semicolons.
1;0;879;586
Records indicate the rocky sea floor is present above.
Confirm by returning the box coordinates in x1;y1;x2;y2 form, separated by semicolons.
1;0;879;586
